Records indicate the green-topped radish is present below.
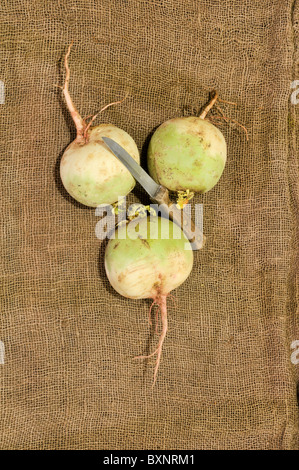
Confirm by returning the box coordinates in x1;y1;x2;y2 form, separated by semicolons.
59;43;139;207
104;216;194;385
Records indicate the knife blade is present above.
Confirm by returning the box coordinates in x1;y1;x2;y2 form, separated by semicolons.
102;136;205;250
102;137;162;199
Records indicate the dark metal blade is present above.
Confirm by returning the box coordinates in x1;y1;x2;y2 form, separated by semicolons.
102;137;161;198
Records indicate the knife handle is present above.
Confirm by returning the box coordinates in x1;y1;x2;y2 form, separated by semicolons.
153;186;206;251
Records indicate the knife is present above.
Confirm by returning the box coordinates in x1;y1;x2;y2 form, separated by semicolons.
102;136;205;250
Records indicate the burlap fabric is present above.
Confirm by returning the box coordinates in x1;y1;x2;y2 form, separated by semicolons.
0;0;298;450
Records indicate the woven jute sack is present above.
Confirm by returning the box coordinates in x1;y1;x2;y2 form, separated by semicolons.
0;0;298;450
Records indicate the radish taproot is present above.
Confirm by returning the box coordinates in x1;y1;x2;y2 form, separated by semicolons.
59;43;140;207
147;91;227;195
104;216;193;385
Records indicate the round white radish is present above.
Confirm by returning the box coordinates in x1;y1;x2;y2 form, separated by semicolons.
147;116;226;193
105;216;194;385
59;43;139;207
147;91;227;194
60;124;139;207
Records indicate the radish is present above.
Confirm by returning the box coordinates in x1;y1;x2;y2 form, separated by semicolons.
59;44;140;207
104;216;194;385
147;92;227;195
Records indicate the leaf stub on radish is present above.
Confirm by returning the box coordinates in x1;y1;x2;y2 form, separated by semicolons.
104;216;194;385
